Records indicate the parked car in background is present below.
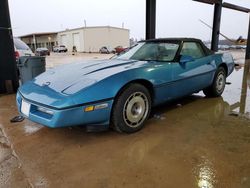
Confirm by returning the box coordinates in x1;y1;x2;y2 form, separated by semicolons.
14;38;34;61
115;46;126;54
240;45;247;49
35;48;50;56
53;45;68;53
52;46;58;52
218;45;230;51
17;38;234;133
99;46;115;54
229;45;238;50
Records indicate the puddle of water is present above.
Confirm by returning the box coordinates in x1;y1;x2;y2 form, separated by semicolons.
196;157;216;188
23;123;43;135
222;58;250;116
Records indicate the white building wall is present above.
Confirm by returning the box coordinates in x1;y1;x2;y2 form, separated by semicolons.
58;29;85;52
58;26;129;52
83;27;129;52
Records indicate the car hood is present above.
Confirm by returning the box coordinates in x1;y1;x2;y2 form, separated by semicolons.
31;59;149;95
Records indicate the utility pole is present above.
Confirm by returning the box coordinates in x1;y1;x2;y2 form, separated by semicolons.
0;0;19;93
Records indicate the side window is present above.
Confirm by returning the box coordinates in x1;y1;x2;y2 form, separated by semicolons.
180;42;205;59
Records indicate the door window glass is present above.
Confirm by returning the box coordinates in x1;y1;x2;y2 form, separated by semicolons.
180;42;205;59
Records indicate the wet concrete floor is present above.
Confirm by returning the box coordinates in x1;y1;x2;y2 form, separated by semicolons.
0;51;250;188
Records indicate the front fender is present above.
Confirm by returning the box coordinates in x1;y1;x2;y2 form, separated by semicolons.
72;68;154;105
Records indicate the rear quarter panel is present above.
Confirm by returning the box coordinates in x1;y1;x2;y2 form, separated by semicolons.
213;52;234;76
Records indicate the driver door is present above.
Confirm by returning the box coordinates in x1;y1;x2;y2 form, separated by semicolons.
171;42;215;98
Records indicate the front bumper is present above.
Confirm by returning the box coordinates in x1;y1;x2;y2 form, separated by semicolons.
16;92;113;128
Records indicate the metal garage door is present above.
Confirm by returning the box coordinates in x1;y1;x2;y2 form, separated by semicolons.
61;35;67;46
73;33;80;52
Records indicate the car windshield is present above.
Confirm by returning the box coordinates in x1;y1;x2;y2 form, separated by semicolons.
116;42;180;61
14;38;30;50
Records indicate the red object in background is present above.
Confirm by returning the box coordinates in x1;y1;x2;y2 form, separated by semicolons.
115;46;125;53
15;51;20;60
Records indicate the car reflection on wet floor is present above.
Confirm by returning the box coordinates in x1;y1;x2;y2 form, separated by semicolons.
223;59;248;115
0;53;250;188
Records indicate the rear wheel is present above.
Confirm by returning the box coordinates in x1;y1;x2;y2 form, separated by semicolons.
203;67;226;97
111;84;151;133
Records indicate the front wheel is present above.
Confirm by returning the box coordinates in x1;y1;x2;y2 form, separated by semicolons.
111;84;151;133
203;67;226;97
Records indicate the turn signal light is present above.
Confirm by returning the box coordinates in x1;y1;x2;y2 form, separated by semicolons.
84;106;94;112
84;103;109;112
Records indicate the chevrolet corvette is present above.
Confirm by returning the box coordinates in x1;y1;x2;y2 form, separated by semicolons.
16;38;234;133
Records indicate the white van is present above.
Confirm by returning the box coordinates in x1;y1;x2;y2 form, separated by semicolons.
14;38;34;60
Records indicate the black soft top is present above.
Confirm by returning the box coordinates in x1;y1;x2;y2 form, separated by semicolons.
141;38;202;43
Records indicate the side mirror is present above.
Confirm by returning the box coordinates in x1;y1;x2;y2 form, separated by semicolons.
179;55;194;64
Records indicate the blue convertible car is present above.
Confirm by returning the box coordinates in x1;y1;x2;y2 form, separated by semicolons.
16;38;234;133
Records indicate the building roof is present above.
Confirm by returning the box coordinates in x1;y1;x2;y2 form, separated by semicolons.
18;32;59;38
58;26;129;33
18;26;129;38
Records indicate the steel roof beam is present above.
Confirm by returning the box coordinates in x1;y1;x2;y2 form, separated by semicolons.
211;0;222;51
193;0;250;13
146;0;156;40
193;0;250;53
0;0;19;93
245;15;250;60
222;2;250;13
192;0;220;5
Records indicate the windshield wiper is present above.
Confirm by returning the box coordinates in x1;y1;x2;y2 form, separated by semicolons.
137;58;157;61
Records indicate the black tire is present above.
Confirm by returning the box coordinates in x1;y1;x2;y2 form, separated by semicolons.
203;67;226;97
111;84;151;133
